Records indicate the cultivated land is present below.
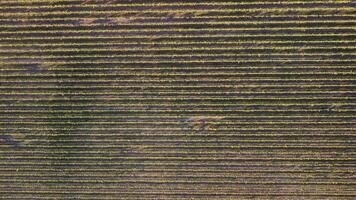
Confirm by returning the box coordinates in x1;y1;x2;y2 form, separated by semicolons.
0;0;355;199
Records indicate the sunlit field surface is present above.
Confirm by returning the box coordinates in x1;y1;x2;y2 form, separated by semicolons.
0;0;355;199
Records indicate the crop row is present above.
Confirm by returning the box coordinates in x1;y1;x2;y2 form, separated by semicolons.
0;77;356;81
0;161;355;166
1;84;354;88
3;68;355;72
2;72;355;77
1;104;355;108
2;33;354;40
1;20;354;28
0;95;356;101
2;46;355;53
0;173;353;179
1;14;353;22
2;60;354;65
0;191;353;197
1;114;354;119
1;126;355;130
0;7;354;15
2;26;354;34
2;120;355;124
0;1;351;8
1;53;353;59
0;40;354;47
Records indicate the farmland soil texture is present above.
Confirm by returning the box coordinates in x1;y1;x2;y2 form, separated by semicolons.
0;0;355;199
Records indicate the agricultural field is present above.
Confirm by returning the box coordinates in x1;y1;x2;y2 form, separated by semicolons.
0;0;355;199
